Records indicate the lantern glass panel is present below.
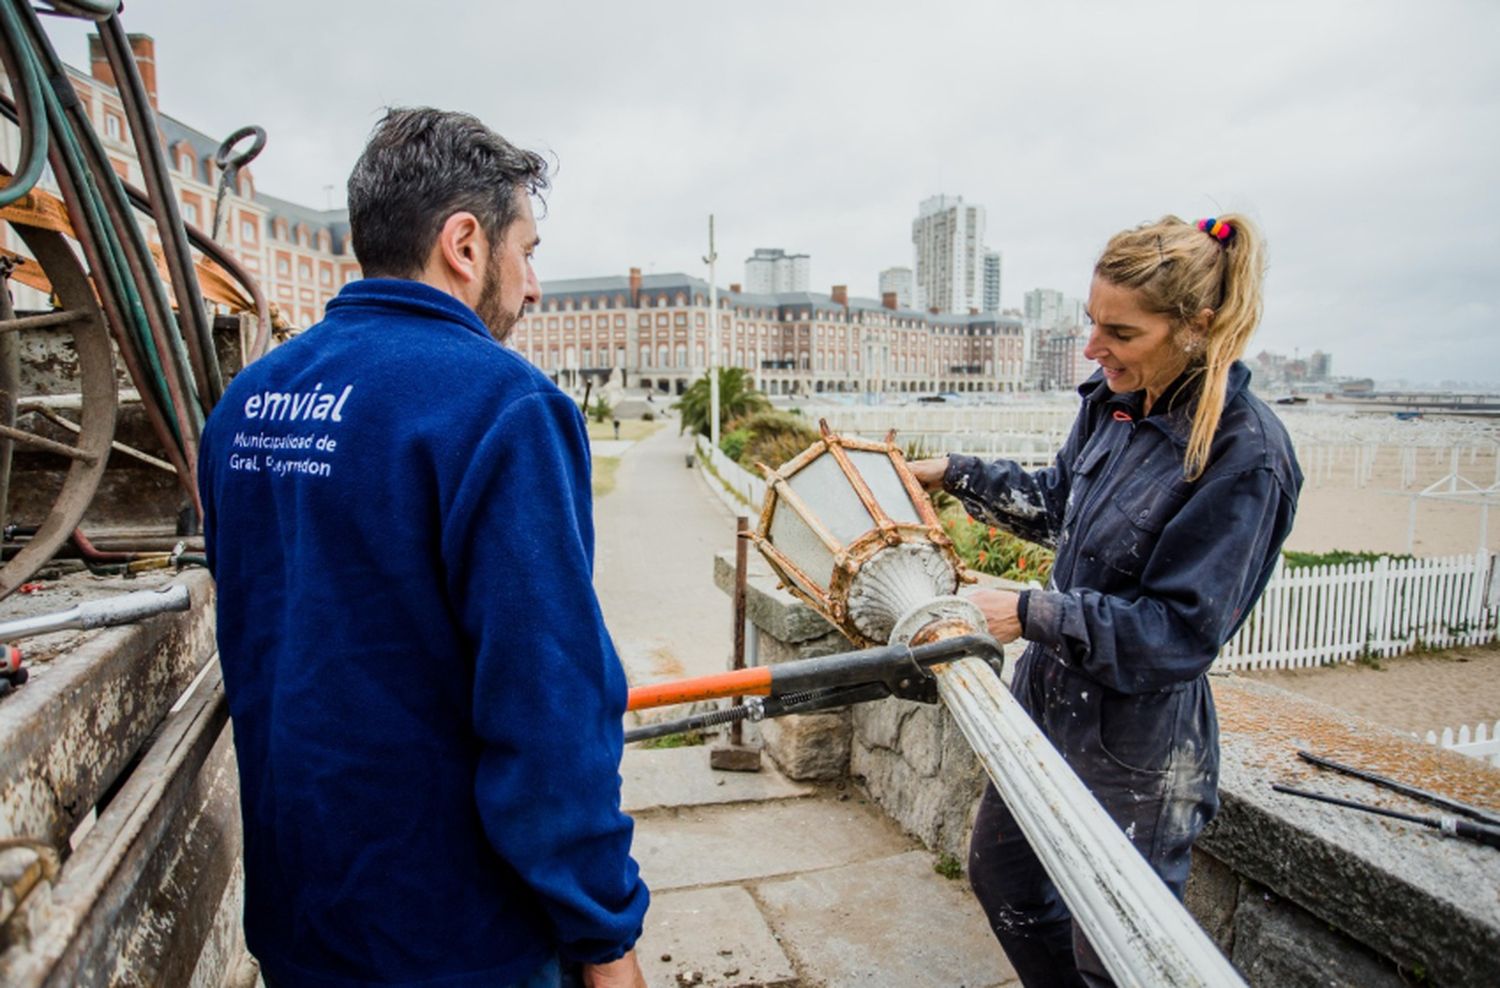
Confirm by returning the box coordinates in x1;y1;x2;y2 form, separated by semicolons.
846;450;922;525
789;454;877;545
768;495;838;589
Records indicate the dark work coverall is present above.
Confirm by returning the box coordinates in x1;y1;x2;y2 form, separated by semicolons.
942;362;1301;987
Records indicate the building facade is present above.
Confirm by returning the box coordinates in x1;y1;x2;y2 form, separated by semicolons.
878;266;913;310
744;248;810;295
509;269;1026;398
911;194;986;314
1023;287;1085;332
1036;325;1093;391
982;250;1002;313
0;34;357;330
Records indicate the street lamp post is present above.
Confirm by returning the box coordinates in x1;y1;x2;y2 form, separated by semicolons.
704;215;720;450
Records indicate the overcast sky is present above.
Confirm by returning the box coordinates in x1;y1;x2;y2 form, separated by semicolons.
50;1;1500;385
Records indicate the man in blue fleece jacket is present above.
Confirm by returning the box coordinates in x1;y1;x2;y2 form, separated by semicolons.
199;108;649;988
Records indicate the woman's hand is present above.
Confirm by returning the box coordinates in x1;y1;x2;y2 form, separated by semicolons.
908;456;949;493
583;951;646;988
965;589;1024;644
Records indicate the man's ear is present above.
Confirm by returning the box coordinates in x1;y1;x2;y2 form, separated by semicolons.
436;211;486;286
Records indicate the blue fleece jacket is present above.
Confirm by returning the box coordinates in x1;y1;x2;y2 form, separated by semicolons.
199;279;648;988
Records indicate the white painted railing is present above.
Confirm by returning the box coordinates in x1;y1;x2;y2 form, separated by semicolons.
1216;550;1498;671
1422;720;1500;768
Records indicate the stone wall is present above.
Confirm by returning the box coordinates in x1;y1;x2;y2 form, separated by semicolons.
716;551;1500;987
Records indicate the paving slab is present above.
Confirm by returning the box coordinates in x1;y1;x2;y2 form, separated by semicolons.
622;747;813;815
752;849;1017;988
632;796;914;892
637;886;797;988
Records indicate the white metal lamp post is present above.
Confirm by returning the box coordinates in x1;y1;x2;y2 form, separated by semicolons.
704;214;719;450
749;423;1246;988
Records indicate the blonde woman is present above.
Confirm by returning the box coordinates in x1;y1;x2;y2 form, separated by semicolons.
911;215;1302;987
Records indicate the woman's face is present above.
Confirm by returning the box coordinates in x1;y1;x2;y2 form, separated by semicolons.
1082;275;1190;400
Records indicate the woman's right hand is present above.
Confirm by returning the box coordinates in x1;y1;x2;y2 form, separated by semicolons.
908;457;949;493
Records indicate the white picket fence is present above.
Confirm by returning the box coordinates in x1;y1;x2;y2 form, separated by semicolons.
1422;721;1500;769
1215;551;1499;671
694;438;1500;673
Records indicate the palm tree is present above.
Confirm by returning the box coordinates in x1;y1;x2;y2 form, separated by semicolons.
673;367;770;438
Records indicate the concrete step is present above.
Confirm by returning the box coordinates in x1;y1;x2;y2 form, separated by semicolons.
623;744;1017;987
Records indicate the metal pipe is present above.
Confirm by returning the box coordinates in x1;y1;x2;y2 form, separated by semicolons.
933;656;1246;987
0;583;188;640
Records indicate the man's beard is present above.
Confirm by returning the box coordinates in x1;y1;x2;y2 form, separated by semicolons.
476;261;520;342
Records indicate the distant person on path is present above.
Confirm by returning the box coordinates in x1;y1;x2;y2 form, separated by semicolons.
199;108;648;988
911;214;1301;987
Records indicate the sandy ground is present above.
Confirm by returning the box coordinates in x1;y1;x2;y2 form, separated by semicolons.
1238;443;1500;738
1242;643;1500;738
1287;445;1499;557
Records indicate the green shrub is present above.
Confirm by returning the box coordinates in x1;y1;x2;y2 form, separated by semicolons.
588;396;613;423
1282;549;1413;569
641;410;655;422
719;428;752;462
728;410;820;470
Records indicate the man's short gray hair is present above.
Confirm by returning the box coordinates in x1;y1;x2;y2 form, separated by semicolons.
347;107;550;278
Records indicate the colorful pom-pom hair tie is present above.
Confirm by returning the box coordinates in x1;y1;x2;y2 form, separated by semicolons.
1196;217;1234;244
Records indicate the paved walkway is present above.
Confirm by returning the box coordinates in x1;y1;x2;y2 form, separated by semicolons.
593;424;739;686
592;425;1016;987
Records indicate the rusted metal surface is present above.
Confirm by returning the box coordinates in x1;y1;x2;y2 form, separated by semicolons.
0;263;21;534
731;516;749;747
0;570;215;846
0;668;238;986
0;220;117;598
749;424;972;647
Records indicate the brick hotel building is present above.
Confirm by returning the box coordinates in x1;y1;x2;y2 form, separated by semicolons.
511;269;1027;398
0;34;359;330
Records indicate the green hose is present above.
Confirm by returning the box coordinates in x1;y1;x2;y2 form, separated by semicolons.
0;0;46;206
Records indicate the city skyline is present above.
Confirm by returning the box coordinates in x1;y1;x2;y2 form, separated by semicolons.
43;1;1500;386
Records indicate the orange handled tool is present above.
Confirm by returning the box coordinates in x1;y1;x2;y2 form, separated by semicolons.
627;666;772;711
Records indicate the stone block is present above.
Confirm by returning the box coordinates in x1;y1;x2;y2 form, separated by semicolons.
1230;885;1405;988
714;552;839;645
754;626;848;667
761;711;850;781
938;704;985;779
708;745;763;773
1203;676;1500;987
1183;849;1239;953
900;703;943;778
852;694;917;751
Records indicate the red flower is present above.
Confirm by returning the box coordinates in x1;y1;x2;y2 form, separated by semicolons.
1017;557;1028;571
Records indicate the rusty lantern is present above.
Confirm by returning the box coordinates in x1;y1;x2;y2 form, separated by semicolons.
748;420;981;648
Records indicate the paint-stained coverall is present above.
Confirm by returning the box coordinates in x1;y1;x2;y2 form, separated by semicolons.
943;362;1300;987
